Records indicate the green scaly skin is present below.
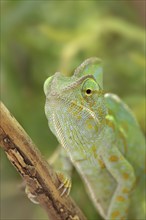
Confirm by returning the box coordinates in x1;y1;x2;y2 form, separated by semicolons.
44;58;145;220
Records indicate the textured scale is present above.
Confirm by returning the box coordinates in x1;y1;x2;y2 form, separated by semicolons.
44;58;145;220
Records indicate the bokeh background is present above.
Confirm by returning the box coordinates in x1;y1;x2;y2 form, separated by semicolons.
1;1;145;220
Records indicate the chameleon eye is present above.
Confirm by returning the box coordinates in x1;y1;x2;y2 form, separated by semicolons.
85;89;92;96
82;78;98;98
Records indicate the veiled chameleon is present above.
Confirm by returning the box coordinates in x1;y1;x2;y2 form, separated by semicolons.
44;58;145;220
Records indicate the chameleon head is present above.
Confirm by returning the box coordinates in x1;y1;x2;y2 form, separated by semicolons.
44;58;107;150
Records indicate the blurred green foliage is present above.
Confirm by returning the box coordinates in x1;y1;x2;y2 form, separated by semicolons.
1;1;145;220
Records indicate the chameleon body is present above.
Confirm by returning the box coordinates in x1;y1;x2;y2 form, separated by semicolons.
44;58;145;220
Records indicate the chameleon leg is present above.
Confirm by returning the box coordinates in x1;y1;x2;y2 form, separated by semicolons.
102;146;136;220
48;146;73;196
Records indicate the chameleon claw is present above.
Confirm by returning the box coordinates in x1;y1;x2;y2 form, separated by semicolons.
25;186;39;204
60;186;68;197
57;182;65;190
56;172;71;197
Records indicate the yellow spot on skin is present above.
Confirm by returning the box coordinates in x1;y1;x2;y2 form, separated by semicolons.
98;157;105;169
78;105;83;112
106;118;115;130
116;196;125;202
68;102;76;113
86;122;93;129
97;106;104;119
122;188;129;193
76;115;81;120
122;173;129;179
109;155;119;162
111;211;120;218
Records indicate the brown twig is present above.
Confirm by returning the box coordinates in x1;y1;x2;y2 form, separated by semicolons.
0;101;87;220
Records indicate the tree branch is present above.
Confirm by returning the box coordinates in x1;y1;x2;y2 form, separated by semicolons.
0;101;87;220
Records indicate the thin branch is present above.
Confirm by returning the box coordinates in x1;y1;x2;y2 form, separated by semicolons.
0;101;87;220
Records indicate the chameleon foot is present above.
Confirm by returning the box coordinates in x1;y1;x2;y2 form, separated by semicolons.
25;186;39;204
56;172;72;197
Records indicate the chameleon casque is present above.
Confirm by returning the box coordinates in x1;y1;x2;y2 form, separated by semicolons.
44;58;145;220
